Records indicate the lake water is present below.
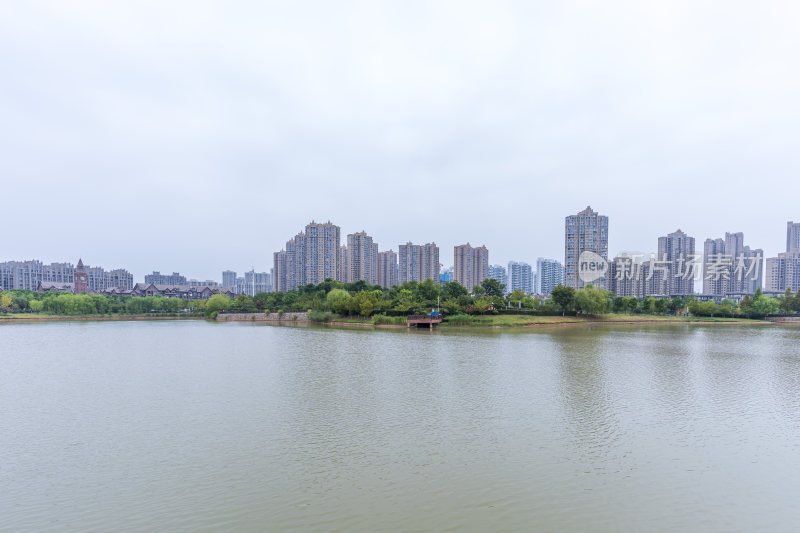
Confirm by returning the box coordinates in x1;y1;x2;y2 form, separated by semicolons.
2;320;800;532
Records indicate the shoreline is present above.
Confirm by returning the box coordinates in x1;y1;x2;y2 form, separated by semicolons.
0;314;775;328
260;316;773;329
0;315;205;324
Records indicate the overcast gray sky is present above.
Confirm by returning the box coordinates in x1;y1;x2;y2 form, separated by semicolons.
2;1;799;280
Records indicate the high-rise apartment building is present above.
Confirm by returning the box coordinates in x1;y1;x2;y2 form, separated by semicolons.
453;243;489;291
765;222;800;293
565;206;609;290
535;258;564;295
653;229;696;296
188;279;220;287
507;261;533;294
347;231;378;285
243;270;271;296
338;245;348;283
488;264;507;289
145;271;187;285
703;238;726;296
702;232;763;297
304;221;341;285
608;254;649;297
272;251;287;292
273;221;341;292
0;259;132;291
222;270;237;290
766;253;800;293
787;221;800;253
377;250;398;289
398;242;440;284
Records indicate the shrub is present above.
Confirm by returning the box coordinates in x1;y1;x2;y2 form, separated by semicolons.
372;314;406;325
308;310;333;322
443;314;483;325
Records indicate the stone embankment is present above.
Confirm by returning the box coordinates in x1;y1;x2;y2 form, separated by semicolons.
216;312;308;322
766;316;800;323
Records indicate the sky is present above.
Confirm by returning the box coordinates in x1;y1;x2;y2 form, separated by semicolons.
2;0;799;281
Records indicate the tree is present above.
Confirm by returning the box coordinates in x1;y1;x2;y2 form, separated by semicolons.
417;278;441;301
640;296;657;315
205;294;231;316
473;296;493;314
573;285;610;316
481;278;505;298
0;293;12;309
750;295;780;318
326;289;350;311
719;299;737;317
509;289;526;308
550;284;575;316
441;281;468;300
780;287;794;313
740;294;752;314
233;295;257;312
351;291;378;316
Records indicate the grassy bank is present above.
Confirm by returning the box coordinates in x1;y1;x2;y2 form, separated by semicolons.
0;313;204;323
440;313;765;327
308;311;407;326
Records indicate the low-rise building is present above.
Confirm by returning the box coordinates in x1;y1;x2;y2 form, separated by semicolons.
127;283;235;300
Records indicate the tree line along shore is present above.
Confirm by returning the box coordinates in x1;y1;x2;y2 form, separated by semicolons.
3;279;797;325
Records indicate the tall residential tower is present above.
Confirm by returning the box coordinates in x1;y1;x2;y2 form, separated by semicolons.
565;206;609;290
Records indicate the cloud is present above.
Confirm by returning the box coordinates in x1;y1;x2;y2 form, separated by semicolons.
1;1;798;279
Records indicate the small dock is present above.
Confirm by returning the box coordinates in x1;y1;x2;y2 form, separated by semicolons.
407;314;443;328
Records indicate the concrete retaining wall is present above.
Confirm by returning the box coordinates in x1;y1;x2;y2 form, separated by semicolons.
217;312;308;321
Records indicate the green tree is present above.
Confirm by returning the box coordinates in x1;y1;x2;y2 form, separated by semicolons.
351;291;378;316
481;278;505;298
780;287;794;313
233;295;257;312
573;285;610;316
508;289;526;309
640;296;657;315
205;294;231;316
326;289;351;314
750;295;780;318
441;281;468;300
740;294;752;315
473;296;493;314
416;278;441;301
550;284;575;316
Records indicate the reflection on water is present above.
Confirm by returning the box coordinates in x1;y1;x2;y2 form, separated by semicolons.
2;321;800;532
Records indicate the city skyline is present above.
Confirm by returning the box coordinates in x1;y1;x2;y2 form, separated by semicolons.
4;213;799;293
5;212;798;284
